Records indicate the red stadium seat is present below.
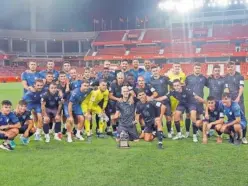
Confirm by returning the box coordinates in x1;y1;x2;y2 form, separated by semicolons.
95;31;126;42
97;47;126;56
129;46;160;55
201;43;235;53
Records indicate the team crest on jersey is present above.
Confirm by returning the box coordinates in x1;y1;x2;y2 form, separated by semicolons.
214;111;217;115
182;94;186;98
146;105;150;108
229;112;232;115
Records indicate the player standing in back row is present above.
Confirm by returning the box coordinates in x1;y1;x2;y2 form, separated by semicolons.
185;63;207;138
224;61;247;144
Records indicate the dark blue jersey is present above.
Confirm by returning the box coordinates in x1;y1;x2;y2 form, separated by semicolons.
69;80;82;90
185;74;207;98
168;87;196;105
134;84;155;97
39;70;59;81
23;90;44;104
43;83;52;92
220;101;247;123
15;111;32;126
57;83;70;101
136;101;162;124
69;88;92;106
109;82;131;99
207;76;225;100
21;71;41;87
41;92;62;109
207;101;224;122
0;112;19;126
224;72;244;101
150;76;170;97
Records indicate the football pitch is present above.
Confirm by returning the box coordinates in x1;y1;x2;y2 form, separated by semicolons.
0;83;248;186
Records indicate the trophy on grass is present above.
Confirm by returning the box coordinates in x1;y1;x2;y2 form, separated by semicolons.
119;131;130;148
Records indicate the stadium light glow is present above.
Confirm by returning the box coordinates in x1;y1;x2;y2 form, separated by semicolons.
216;0;229;7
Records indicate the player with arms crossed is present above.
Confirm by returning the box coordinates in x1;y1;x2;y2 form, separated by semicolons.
41;83;63;142
135;90;166;149
196;96;224;144
112;86;139;142
0;100;21;151
14;100;36;145
220;93;247;145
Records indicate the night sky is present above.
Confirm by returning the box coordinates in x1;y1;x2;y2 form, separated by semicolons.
0;0;160;31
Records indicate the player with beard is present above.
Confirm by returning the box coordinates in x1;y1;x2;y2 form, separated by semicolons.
39;61;59;81
150;66;172;137
136;90;166;149
109;72;134;136
22;79;44;141
165;80;206;142
140;59;152;83
207;65;225;101
128;59;145;82
67;81;92;142
196;96;224;144
185;63;207;139
0;100;21;151
224;61;247;144
112;86;139;142
41;83;63;142
115;60;129;78
15;100;36;145
21;61;41;93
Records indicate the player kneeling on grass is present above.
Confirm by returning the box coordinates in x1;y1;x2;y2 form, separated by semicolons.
112;86;139;142
0;100;21;151
41;83;63;143
195;96;224;144
135;90;166;149
14;100;36;145
220;93;247;145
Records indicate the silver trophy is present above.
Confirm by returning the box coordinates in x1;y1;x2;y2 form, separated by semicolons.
119;131;130;148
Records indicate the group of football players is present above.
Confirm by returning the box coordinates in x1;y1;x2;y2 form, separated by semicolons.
0;59;247;150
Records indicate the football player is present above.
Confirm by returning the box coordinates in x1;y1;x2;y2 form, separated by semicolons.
224;61;247;144
39;61;59;81
67;81;92;142
220;93;247;145
21;61;41;93
196;96;224;144
0;100;20;151
136;90;166;149
41;83;63;142
22;79;44;141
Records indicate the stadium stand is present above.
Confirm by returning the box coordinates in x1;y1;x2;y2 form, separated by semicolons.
97;47;126;56
165;44;196;54
95;31;126;42
129;46;160;55
201;43;236;53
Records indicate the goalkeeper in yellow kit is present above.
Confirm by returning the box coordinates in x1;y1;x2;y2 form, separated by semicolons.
81;80;109;140
166;62;186;138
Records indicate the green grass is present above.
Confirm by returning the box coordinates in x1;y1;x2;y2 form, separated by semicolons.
0;82;248;186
